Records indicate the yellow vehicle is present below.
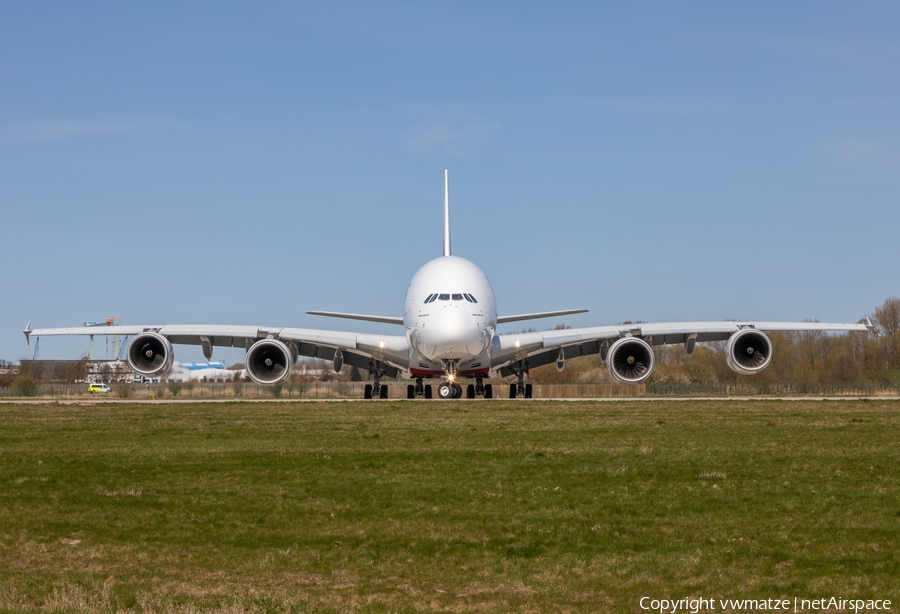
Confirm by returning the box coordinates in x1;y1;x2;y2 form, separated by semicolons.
88;383;112;394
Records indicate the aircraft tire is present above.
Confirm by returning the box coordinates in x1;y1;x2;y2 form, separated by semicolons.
466;384;475;399
380;385;388;399
509;384;517;399
484;384;492;399
364;384;373;399
453;383;463;398
525;383;533;398
424;384;433;399
407;384;415;399
437;382;454;399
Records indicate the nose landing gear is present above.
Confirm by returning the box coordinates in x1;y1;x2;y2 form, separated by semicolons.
437;381;462;399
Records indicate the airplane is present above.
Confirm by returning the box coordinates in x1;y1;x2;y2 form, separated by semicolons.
23;171;870;400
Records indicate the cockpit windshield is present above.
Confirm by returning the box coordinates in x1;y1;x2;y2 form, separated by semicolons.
423;293;478;304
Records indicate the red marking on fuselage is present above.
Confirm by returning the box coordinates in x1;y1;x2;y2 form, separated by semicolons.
410;367;490;379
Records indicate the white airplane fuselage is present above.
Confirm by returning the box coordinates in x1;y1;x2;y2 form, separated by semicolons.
404;256;497;378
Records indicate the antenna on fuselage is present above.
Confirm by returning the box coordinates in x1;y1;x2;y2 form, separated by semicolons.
443;169;452;257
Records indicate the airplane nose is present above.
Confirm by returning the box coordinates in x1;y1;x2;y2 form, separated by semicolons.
415;307;489;360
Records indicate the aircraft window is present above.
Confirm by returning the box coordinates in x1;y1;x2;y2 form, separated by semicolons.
438;294;450;301
465;293;478;303
452;293;464;301
423;294;435;304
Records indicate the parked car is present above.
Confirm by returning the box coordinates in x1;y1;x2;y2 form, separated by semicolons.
88;383;112;394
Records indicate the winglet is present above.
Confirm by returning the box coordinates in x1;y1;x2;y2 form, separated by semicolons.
23;322;32;346
866;317;876;332
443;169;452;257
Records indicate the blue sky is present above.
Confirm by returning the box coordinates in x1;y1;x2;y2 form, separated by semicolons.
1;2;898;364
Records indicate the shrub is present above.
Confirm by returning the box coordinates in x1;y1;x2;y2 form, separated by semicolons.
168;381;183;397
116;385;133;399
12;375;38;397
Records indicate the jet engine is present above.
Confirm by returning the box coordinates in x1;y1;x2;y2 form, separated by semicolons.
726;328;772;375
606;337;654;383
246;339;293;384
126;332;174;377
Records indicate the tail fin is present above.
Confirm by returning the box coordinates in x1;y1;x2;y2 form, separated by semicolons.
443;169;452;257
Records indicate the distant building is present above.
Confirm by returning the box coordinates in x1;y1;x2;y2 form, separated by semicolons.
179;362;226;371
166;362;240;383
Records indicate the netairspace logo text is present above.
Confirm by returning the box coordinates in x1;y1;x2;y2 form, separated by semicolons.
639;597;892;613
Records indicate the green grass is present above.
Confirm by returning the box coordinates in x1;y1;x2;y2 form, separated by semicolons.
0;400;898;613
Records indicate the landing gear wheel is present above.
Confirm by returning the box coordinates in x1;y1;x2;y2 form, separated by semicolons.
484;384;493;399
380;385;388;399
424;384;433;399
407;384;415;399
364;384;373;399
525;383;533;399
466;384;475;399
453;383;463;398
509;384;517;399
437;382;454;399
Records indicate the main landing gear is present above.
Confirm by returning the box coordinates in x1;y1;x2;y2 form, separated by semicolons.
364;384;388;399
364;360;390;399
466;376;492;399
508;359;532;398
406;378;433;399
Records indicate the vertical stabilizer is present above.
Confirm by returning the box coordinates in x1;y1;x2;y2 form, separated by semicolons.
443;169;452;257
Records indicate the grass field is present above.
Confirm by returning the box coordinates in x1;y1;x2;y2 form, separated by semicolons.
0;400;898;613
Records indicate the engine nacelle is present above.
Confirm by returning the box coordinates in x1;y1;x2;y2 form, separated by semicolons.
246;339;293;384
126;332;174;377
726;328;773;375
607;337;654;383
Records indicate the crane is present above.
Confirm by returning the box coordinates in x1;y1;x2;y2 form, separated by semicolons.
83;317;123;360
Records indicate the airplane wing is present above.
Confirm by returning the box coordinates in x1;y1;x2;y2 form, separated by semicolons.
490;320;870;375
24;323;409;377
306;311;404;325
496;309;588;324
